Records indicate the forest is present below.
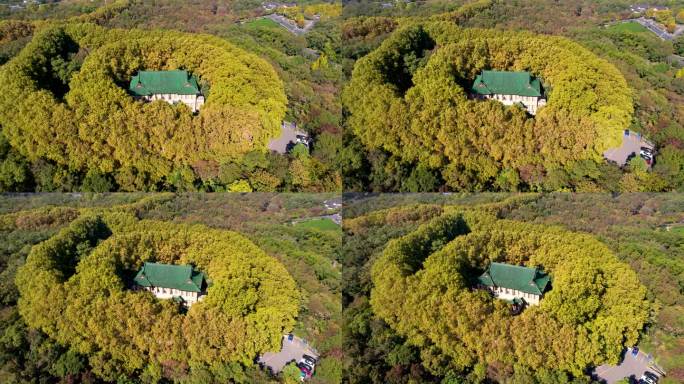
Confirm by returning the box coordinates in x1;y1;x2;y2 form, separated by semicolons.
343;21;633;190
0;0;682;192
0;0;345;193
0;193;342;383
339;0;684;192
342;193;684;383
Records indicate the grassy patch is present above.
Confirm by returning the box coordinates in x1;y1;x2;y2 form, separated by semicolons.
609;22;649;33
243;17;282;29
293;218;340;231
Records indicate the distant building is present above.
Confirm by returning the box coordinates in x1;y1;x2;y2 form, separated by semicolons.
134;262;207;307
476;262;550;306
129;70;205;113
262;1;297;10
470;70;546;115
630;4;668;13
262;2;278;10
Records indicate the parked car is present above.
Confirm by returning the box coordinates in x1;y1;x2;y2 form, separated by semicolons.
640;154;653;165
632;347;639;356
640;147;654;163
295;134;311;146
643;371;659;383
640;148;652;158
298;358;315;379
301;360;314;372
302;354;317;366
297;361;313;378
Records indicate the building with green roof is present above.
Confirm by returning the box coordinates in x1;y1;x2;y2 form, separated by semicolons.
476;262;551;306
129;70;205;113
470;70;546;115
134;262;207;306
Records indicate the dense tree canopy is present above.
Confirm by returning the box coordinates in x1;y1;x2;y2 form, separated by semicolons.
343;22;634;190
370;212;650;381
15;212;299;382
0;22;287;186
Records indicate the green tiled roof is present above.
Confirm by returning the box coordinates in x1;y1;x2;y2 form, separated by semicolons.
129;70;201;96
471;70;542;97
134;262;206;293
477;262;550;295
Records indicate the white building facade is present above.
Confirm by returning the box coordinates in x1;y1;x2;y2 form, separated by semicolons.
139;93;205;113
483;285;542;306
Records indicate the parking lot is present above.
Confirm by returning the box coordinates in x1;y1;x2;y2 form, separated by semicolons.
603;130;654;167
258;335;319;374
593;348;663;383
267;121;309;154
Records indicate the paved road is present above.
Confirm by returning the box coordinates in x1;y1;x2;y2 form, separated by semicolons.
264;14;317;36
258;335;318;374
604;130;654;167
593;348;663;384
626;17;684;40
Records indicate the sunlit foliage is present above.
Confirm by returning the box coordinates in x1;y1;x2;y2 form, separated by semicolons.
370;211;650;380
0;22;287;187
16;212;299;381
343;22;634;190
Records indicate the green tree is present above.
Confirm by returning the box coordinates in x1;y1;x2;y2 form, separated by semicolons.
400;164;438;192
280;362;302;384
290;143;310;159
81;169;114;192
51;350;85;378
227;179;252;192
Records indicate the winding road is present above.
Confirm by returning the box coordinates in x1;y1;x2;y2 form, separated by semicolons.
264;14;318;36
624;17;684;40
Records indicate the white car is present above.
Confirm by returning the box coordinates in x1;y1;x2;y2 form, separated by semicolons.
640;371;659;384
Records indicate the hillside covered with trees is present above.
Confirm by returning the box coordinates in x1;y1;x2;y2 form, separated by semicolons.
1;0;682;193
343;21;633;190
0;0;345;192
1;23;287;188
16;212;298;382
342;193;684;383
340;0;684;192
0;193;342;383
